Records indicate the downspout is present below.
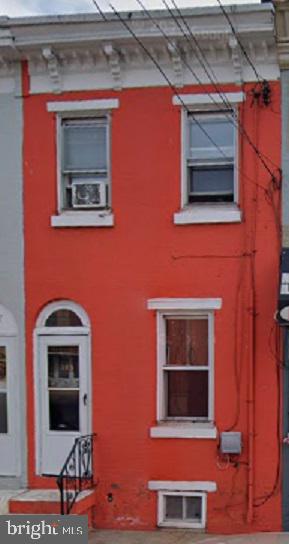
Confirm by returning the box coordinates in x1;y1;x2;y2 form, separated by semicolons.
246;100;259;524
247;280;255;524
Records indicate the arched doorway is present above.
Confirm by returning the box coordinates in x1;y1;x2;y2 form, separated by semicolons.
34;301;91;475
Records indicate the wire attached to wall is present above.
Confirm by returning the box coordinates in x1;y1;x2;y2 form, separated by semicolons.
93;0;238;165
91;0;282;511
162;0;280;177
216;0;263;84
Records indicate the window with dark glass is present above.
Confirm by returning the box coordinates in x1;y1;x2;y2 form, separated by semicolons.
164;494;202;523
48;345;79;431
0;346;8;433
187;112;235;203
45;309;82;327
164;317;209;419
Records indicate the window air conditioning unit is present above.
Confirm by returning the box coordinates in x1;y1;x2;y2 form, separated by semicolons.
72;180;106;208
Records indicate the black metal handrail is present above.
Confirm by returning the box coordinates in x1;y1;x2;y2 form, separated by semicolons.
57;433;97;515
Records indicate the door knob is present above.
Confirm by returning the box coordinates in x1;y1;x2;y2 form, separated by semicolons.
83;393;87;406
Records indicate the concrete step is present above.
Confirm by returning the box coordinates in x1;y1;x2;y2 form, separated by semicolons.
9;488;97;517
0;490;26;515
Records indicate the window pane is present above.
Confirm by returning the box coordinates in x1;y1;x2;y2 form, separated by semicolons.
49;390;79;431
63;121;107;171
48;346;79;388
189;165;234;202
0;392;8;433
190;115;233;156
45;309;82;327
185;496;202;521
165;496;183;519
0;346;7;390
166;319;208;366
167;370;208;417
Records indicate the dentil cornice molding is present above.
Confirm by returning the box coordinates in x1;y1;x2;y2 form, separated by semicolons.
0;5;279;93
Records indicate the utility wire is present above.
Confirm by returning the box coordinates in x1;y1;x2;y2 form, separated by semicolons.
162;0;280;178
163;0;229;103
93;0;235;164
216;0;262;83
92;0;280;192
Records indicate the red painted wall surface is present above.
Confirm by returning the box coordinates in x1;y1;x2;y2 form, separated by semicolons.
23;63;281;533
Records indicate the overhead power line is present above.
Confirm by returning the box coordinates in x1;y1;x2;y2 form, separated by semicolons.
93;0;234;163
216;0;262;83
162;0;280;177
91;0;280;190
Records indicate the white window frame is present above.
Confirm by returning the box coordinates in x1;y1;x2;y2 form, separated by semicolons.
60;116;110;210
156;310;214;422
186;111;236;202
47;99;119;228
173;92;244;225
148;298;221;439
158;491;206;529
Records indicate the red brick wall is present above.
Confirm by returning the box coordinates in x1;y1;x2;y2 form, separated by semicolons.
23;62;281;532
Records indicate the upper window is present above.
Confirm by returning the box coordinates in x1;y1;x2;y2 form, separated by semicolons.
187;112;235;204
47;99;119;228
172;93;243;225
61;117;109;211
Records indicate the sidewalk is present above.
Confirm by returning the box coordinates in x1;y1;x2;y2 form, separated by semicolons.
88;530;289;544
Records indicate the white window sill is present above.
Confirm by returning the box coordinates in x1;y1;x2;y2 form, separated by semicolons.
150;422;217;439
174;204;242;225
51;211;114;228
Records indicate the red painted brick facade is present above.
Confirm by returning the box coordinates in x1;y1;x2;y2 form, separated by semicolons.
23;57;281;532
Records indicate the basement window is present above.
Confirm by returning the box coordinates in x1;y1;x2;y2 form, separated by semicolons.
158;492;206;529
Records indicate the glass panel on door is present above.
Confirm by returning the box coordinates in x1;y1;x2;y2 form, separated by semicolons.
0;346;8;433
48;345;79;432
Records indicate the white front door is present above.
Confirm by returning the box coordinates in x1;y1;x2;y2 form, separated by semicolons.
0;337;20;475
37;335;90;475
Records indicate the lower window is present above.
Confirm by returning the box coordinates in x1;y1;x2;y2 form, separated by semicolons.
158;491;206;529
159;313;213;421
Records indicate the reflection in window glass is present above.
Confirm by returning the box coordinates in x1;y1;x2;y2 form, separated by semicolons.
45;309;82;327
48;346;79;388
48;345;80;432
0;346;6;389
190;115;234;157
166;319;208;366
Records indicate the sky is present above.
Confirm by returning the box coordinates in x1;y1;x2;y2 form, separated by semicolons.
0;0;261;18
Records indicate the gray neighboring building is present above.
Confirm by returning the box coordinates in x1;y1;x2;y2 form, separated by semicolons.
0;21;26;490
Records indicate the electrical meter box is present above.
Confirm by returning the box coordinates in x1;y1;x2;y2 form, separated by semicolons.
220;432;242;454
